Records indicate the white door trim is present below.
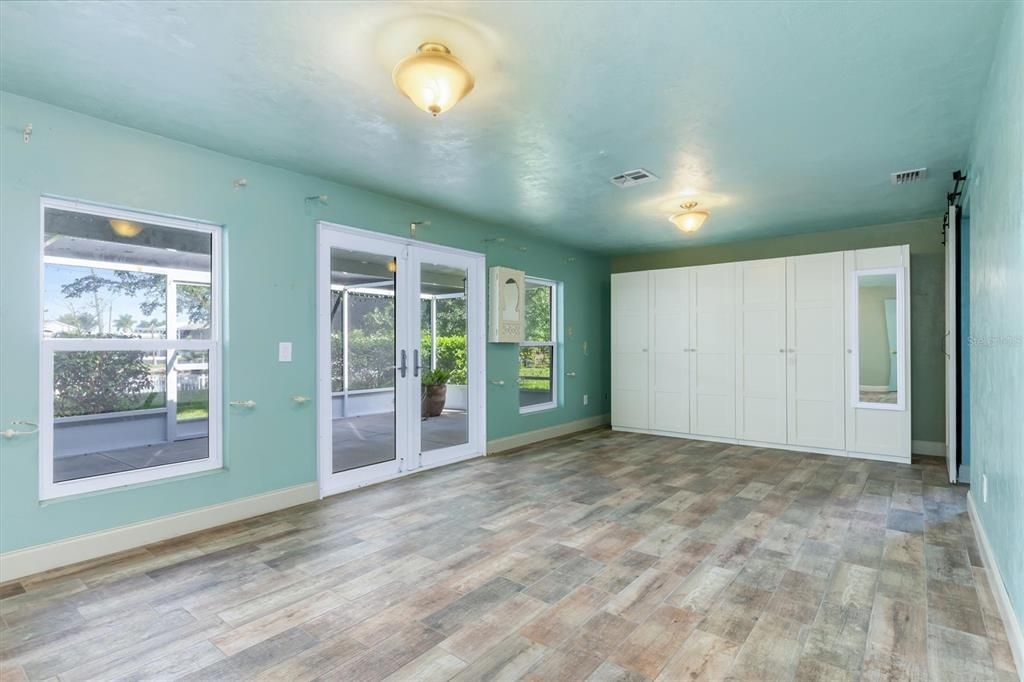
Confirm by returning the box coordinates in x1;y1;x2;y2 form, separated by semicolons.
945;203;959;483
316;222;486;499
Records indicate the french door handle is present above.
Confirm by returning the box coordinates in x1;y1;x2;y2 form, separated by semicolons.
389;350;408;378
413;349;422;377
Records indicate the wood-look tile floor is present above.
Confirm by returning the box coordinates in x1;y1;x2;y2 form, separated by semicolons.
1;429;1018;681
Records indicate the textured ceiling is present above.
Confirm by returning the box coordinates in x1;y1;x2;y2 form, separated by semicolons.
0;1;1008;253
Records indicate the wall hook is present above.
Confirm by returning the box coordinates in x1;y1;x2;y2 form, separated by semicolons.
305;195;328;205
23;124;32;143
233;178;248;189
410;220;431;237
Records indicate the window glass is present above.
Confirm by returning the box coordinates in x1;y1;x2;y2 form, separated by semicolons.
524;282;552;342
42;205;219;496
519;279;558;410
518;346;554;407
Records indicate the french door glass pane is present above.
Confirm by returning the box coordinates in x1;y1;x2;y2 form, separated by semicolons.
329;247;398;473
420;261;469;452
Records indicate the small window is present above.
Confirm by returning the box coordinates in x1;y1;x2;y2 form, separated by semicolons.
519;277;559;412
40;199;221;499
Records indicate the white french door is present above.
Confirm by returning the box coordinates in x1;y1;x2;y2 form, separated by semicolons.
316;222;485;497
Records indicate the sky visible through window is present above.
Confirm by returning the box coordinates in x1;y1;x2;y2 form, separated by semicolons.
44;263;167;335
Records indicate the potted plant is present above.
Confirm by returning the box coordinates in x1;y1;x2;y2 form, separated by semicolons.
421;368;451;418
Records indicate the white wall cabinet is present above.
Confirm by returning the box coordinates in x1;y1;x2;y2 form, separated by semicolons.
736;258;788;443
691;264;737;438
612;246;912;464
786;252;847;450
649;268;691;433
611;270;649;429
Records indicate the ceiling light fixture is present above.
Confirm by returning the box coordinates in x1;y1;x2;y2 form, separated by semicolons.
109;219;143;238
393;42;474;116
669;201;709;233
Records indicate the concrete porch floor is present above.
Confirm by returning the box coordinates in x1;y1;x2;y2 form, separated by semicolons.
52;411;470;482
332;410;469;472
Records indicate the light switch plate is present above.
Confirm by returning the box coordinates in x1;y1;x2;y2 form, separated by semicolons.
278;342;292;362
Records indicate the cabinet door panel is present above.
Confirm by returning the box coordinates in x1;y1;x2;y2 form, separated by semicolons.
612;272;649;429
786;253;845;449
650;269;690;433
736;259;787;443
690;264;736;438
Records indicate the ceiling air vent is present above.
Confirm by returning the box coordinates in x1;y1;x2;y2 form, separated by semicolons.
610;168;659;188
891;167;928;185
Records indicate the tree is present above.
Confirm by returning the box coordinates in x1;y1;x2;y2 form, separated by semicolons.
60;271;210;330
115;314;136;335
57;311;97;334
525;286;552;341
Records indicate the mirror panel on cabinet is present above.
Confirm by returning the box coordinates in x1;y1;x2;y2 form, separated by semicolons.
851;268;905;410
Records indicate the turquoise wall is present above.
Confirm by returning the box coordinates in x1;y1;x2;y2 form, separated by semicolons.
965;0;1023;633
0;93;610;553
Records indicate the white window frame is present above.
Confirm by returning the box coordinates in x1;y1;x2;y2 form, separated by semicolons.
38;197;223;500
519;276;559;414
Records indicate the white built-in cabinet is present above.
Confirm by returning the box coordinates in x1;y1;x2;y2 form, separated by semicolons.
611;245;911;463
611;271;649;430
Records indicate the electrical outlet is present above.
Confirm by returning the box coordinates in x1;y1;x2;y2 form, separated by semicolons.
278;342;292;362
982;474;988;503
583;394;589;406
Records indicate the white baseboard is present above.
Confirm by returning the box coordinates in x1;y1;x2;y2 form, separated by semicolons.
912;440;946;457
967;491;1024;677
0;482;318;583
487;414;610;454
613;426;912;465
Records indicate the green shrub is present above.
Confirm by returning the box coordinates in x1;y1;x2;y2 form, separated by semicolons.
53;349;161;417
331;332;470;391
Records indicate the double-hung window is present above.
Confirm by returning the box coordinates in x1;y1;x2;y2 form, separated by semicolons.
39;199;222;499
518;277;559;413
